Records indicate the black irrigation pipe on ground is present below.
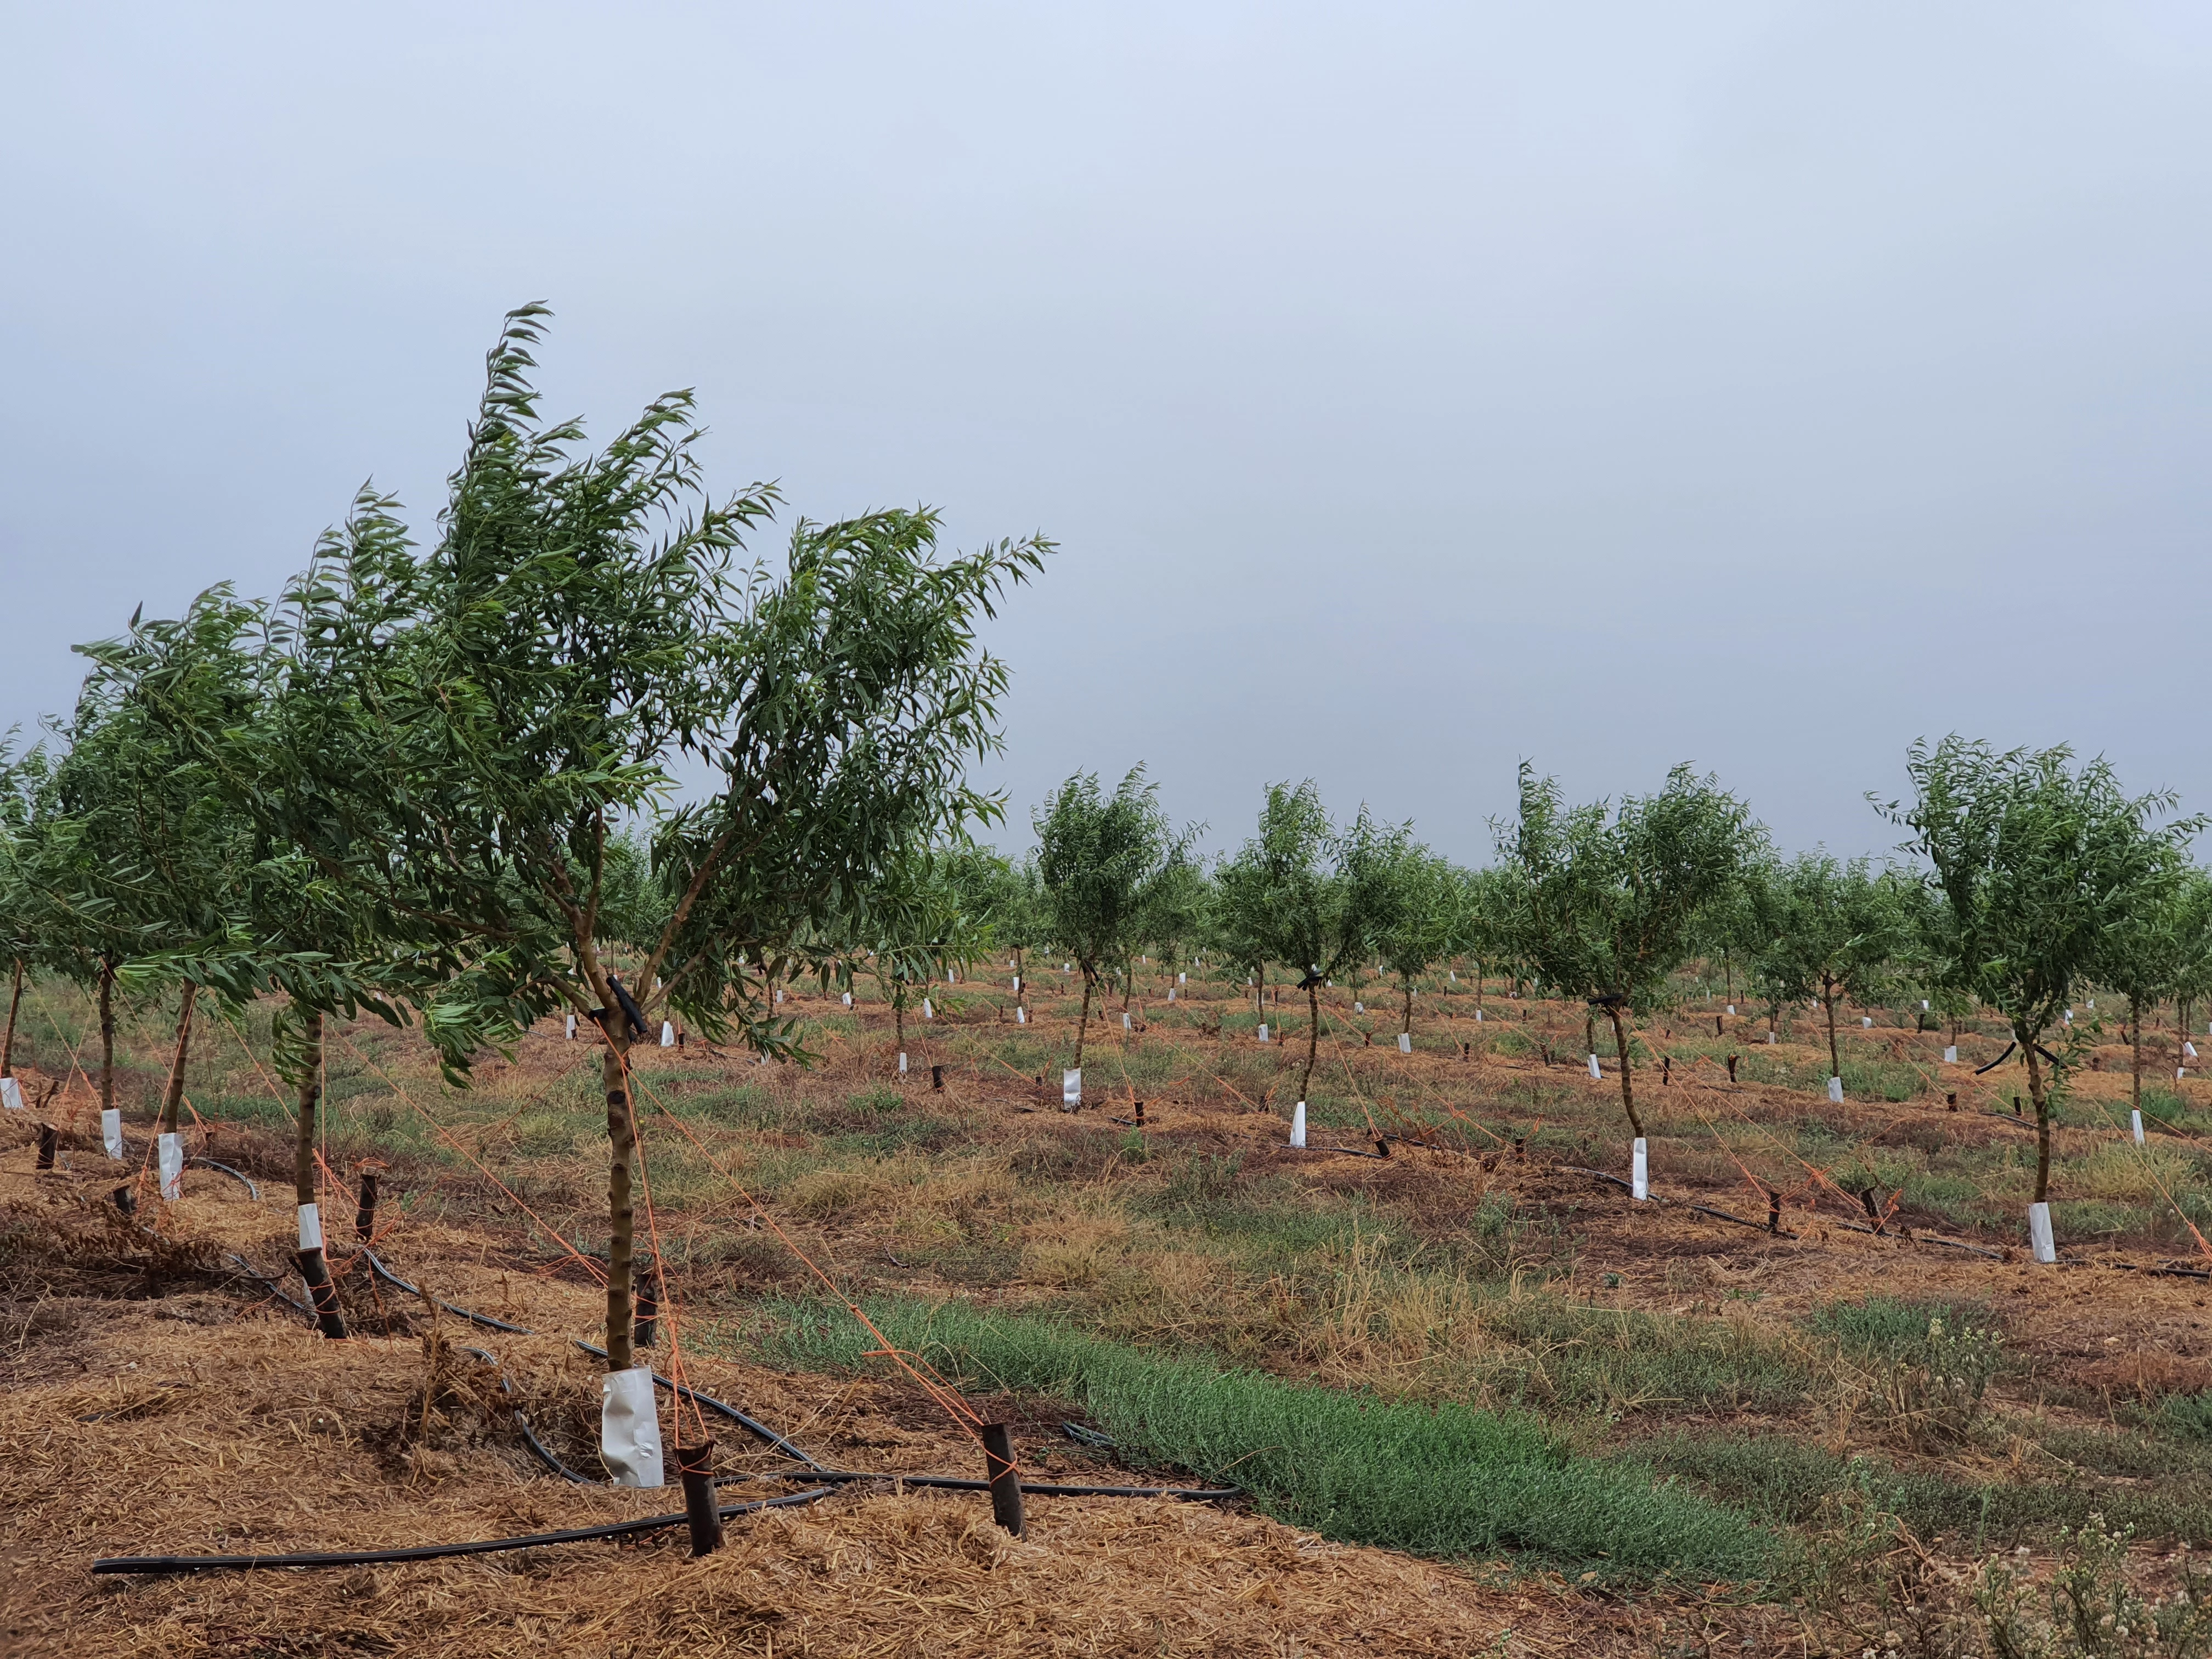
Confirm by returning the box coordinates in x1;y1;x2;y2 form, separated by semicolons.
1689;1202;1799;1240
457;1346;595;1486
189;1158;260;1198
1559;1165;2008;1260
574;1340;825;1470
90;1488;840;1576
222;1252;317;1322
363;1249;532;1334
94;1238;1242;1578
742;1469;1243;1500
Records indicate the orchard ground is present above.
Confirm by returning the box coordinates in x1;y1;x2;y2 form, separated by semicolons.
5;963;2211;1657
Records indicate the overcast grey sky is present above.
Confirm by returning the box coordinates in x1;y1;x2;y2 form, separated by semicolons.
4;3;2207;864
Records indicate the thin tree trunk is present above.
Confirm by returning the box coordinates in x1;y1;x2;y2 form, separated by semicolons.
1606;1003;1641;1139
1475;960;1484;1014
1825;984;1841;1082
98;957;116;1119
2131;995;2142;1113
1584;1009;1595;1058
0;958;21;1076
1301;980;1321;1100
1014;947;1025;1014
2025;1031;2052;1202
895;995;905;1053
294;1007;324;1206
1256;964;1265;1020
157;985;197;1134
1075;973;1093;1066
1122;966;1132;1011
292;1006;345;1338
1401;974;1413;1036
601;1014;637;1372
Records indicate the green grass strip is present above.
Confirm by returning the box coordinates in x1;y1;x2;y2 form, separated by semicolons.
725;1293;1776;1584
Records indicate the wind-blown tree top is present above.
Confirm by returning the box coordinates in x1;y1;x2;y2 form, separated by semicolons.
224;307;1046;1057
1032;766;1199;1070
219;306;1048;1373
1882;737;2204;1205
86;308;1046;1373
1498;762;1760;1139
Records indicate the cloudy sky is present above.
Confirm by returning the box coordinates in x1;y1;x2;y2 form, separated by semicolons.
4;3;2207;863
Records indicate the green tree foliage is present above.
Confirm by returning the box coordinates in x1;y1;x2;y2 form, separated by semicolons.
2097;856;2212;1115
1032;766;1197;1073
1449;864;1516;1011
1215;781;1407;1103
169;307;1047;1367
1497;763;1760;1140
1374;847;1458;1036
1882;737;2203;1204
1137;857;1213;1002
941;844;1045;1006
1743;854;1908;1090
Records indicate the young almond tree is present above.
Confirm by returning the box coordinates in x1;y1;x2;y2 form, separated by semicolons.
30;627;258;1144
1033;766;1197;1078
2084;848;2208;1120
1138;857;1212;1005
1744;853;1906;1095
215;308;1049;1383
1498;763;1759;1142
77;584;467;1334
1215;781;1406;1103
1451;864;1514;1015
1375;845;1456;1040
1882;738;2202;1223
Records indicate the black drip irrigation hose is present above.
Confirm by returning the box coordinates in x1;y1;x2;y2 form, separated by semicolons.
574;1340;826;1470
91;1488;839;1576
1689;1201;1799;1240
363;1249;532;1334
99;1252;1242;1576
743;1469;1243;1500
456;1346;595;1486
1559;1165;2008;1261
223;1252;317;1321
189;1157;261;1198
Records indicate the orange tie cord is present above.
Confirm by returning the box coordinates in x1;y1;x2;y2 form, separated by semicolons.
40;1000;105;1131
619;1052;709;1444
1323;1005;1513;1150
622;1067;991;1451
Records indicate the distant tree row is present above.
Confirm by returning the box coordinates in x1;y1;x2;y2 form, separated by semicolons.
4;309;2203;1341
